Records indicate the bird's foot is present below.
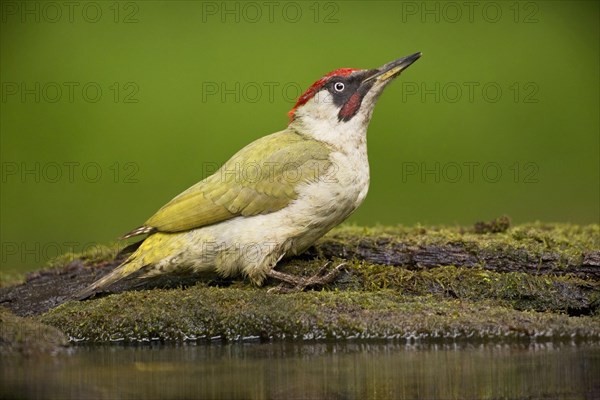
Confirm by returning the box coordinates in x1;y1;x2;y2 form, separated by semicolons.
266;262;346;294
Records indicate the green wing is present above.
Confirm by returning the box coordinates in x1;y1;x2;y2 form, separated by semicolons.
131;129;332;235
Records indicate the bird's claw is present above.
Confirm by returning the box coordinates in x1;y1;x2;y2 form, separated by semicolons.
267;262;346;293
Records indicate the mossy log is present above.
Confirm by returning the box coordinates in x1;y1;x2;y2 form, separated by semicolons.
38;287;599;343
0;222;599;344
306;223;600;279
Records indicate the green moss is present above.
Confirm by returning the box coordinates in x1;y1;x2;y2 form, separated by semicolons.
348;264;598;314
313;223;599;275
0;270;27;288
474;216;511;233
45;242;123;270
40;286;600;343
326;222;598;253
3;222;598;343
1;244;120;289
32;222;600;277
0;308;68;355
0;242;123;289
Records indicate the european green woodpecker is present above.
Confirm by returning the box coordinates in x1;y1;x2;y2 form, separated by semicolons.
76;52;422;299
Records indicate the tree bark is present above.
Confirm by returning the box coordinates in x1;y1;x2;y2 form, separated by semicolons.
306;238;600;279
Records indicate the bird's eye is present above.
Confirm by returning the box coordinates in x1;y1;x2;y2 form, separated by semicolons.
333;82;345;92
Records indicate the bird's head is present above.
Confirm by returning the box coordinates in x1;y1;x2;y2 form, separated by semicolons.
288;52;421;146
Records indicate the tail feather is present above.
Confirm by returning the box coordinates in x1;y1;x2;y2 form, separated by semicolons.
74;258;143;300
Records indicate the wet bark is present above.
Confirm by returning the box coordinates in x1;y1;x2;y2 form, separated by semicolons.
306;238;600;279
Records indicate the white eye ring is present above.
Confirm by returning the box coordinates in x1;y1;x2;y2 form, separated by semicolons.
334;82;345;92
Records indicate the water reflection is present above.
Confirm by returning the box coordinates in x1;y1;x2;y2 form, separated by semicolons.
2;341;599;399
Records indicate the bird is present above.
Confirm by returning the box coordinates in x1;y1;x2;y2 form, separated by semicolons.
75;52;422;299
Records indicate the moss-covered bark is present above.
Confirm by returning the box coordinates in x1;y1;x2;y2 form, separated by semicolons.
0;308;67;355
306;223;600;279
0;222;599;344
39;287;599;343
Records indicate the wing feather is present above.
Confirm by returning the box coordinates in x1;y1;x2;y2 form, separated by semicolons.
125;129;332;236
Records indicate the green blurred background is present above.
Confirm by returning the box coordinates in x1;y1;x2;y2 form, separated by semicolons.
1;1;598;274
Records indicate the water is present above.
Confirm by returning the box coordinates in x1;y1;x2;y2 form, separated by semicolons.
2;342;599;399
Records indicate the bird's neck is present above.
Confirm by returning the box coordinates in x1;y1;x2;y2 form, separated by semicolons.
288;114;370;157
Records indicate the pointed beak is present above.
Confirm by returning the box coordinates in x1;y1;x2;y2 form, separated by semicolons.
363;52;422;85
